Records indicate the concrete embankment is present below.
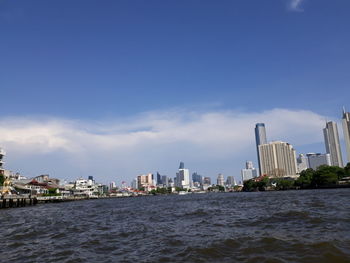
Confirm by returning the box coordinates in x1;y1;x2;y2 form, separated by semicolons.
0;196;38;209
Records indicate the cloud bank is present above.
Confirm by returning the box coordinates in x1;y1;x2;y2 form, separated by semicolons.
288;0;304;12
0;108;327;183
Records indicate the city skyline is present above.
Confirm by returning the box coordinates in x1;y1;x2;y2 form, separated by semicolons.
1;0;350;183
0;108;349;184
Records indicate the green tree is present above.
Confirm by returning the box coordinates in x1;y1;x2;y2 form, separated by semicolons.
275;178;294;190
0;174;4;186
217;185;225;192
257;177;269;191
243;179;257;191
295;168;314;188
175;187;184;192
344;163;350;176
48;188;57;195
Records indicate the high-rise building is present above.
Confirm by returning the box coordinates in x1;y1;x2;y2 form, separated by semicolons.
0;148;5;176
225;176;236;187
179;162;185;169
203;177;211;186
307;153;331;170
131;178;138;189
342;108;350;163
161;175;169;187
297;154;309;173
192;172;203;184
156;172;162;185
241;161;258;182
323;121;343;167
137;173;154;189
259;141;297;178
255;123;267;176
176;162;190;189
217;174;225;186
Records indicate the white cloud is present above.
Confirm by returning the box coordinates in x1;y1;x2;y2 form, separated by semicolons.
289;0;304;12
0;108;328;183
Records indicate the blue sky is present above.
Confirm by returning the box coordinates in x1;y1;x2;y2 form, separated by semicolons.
1;0;350;184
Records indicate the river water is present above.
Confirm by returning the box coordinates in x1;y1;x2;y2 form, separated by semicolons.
0;189;349;263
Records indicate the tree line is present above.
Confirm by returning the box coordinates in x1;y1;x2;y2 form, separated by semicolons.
243;163;350;191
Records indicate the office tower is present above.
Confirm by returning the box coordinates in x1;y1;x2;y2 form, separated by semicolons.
297;154;309;173
0;148;5;175
192;172;203;184
255;123;267;176
226;176;236;187
343;108;350;163
156;172;162;185
259;141;297;177
323;121;343;167
176;162;190;189
179;162;185;169
217;174;225;186
161;175;169;186
241;161;258;182
307;153;331;170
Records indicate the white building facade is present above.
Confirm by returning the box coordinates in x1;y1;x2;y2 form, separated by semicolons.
343;109;350;163
323;121;343;167
307;153;331;170
259;141;298;178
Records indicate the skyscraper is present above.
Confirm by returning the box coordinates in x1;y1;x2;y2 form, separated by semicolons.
342;108;350;163
156;172;162;185
0;148;5;176
259;141;297;178
255;123;267;176
225;176;236;187
161;175;169;187
192;172;203;184
323;121;343;167
176;162;190;189
216;174;225;186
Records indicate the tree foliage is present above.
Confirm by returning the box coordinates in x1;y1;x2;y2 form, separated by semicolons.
243;164;350;191
0;174;4;186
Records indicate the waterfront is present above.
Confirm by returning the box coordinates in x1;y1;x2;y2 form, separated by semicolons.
0;189;349;263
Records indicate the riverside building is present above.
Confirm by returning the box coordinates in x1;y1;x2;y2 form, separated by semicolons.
307;153;331;170
137;173;154;190
343;108;350;163
255;123;267;176
297;154;309;173
323;121;343;167
259;141;298;178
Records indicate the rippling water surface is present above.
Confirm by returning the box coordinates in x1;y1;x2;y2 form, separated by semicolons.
1;189;350;262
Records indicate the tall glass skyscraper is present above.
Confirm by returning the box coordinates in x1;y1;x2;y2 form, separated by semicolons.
255;123;267;176
323;121;343;167
342;108;350;164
